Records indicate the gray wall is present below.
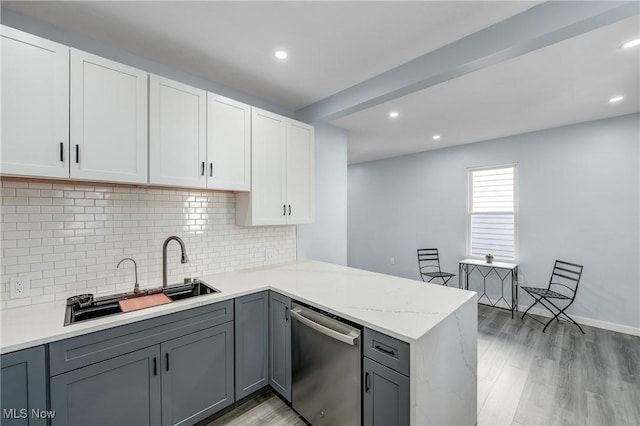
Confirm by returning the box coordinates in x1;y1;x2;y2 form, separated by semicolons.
348;114;640;329
297;124;348;265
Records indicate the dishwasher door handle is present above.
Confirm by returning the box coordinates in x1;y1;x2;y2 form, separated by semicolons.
291;308;359;346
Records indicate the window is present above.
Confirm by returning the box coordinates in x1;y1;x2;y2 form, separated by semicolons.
468;164;517;260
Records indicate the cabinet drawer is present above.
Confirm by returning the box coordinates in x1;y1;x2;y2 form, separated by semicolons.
363;328;410;376
50;300;233;376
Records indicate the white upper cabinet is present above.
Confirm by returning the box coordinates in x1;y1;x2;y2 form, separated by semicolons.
1;26;69;178
236;108;314;226
149;74;206;188
285;120;315;224
207;93;251;191
70;49;148;184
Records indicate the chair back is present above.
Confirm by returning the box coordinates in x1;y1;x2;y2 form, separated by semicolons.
417;248;443;276
548;260;583;299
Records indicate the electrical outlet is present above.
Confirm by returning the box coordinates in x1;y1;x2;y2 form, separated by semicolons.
10;276;30;298
517;275;524;284
265;248;275;261
390;257;395;265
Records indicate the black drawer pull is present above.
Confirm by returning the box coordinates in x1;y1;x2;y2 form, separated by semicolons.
153;357;157;376
165;353;170;371
201;161;205;176
374;344;395;357
288;204;291;216
285;306;289;322
283;204;286;216
75;144;79;163
365;372;370;392
59;142;64;162
209;163;213;177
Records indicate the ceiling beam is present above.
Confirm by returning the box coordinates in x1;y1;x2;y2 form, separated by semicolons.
295;1;639;124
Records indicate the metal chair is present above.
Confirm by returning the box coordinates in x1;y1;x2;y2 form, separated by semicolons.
521;260;585;334
417;248;456;286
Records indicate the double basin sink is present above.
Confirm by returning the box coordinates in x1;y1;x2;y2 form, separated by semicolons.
64;280;219;325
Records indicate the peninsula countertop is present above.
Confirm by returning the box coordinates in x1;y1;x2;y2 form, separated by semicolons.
1;260;476;354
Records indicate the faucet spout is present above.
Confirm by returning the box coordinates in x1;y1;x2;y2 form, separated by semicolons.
117;257;139;293
163;236;189;288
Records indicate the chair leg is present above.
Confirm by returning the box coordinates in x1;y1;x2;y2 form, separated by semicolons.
520;294;542;320
541;299;585;334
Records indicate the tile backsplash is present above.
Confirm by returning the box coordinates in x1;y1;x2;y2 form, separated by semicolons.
0;179;296;310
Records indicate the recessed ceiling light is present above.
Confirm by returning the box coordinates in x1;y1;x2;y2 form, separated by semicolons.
389;112;399;118
432;134;441;140
275;50;288;59
609;96;624;103
622;39;640;49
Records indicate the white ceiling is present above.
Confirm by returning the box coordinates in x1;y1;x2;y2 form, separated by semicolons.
332;14;640;164
2;1;538;111
2;1;638;164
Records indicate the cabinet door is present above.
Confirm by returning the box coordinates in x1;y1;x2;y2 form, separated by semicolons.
50;345;161;426
363;357;410;426
149;74;206;188
250;108;286;225
235;291;269;400
1;26;69;178
70;49;148;184
0;346;48;426
161;322;234;426
269;291;292;402
207;93;251;191
285;120;315;224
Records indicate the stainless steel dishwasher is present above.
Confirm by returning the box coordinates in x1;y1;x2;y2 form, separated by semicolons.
291;302;361;426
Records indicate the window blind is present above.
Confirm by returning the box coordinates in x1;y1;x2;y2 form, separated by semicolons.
469;166;516;259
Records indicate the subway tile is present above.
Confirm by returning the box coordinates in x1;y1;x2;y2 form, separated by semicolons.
1;182;295;309
64;191;84;199
16;188;40;197
41;189;64;198
17;239;42;248
16;206;41;214
6;298;32;309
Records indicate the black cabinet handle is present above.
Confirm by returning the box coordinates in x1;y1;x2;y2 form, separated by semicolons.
59;142;64;162
209;163;213;177
374;344;395;357
153;357;157;376
288;205;291;216
365;372;370;392
165;353;170;371
285;306;289;322
201;161;205;176
283;204;286;216
75;144;79;163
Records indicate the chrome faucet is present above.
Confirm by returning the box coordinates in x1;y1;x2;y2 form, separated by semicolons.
163;236;189;288
117;257;139;294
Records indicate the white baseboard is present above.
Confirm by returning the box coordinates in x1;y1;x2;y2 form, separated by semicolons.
518;304;640;337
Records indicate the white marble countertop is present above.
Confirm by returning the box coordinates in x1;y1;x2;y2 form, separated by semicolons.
1;260;476;354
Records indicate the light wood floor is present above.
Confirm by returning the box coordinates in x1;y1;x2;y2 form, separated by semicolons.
208;305;640;426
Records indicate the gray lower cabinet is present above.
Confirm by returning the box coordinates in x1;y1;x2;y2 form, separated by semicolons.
0;346;48;426
268;291;291;402
234;291;269;400
49;301;235;426
363;357;410;426
50;345;162;426
161;322;234;426
363;328;410;426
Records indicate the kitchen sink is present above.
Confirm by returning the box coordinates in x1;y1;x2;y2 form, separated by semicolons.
64;280;220;325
